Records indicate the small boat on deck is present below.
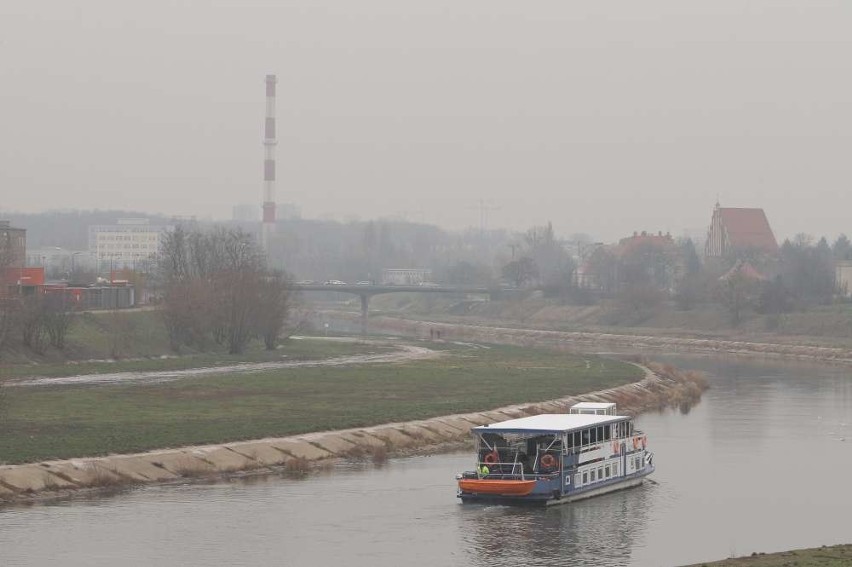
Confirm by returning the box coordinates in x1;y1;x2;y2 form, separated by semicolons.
456;402;654;506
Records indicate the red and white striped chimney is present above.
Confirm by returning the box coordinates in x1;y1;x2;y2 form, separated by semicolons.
262;74;277;250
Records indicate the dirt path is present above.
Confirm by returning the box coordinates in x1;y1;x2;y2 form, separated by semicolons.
6;343;440;388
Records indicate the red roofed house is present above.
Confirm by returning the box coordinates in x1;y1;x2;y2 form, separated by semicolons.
576;231;682;293
719;260;767;282
705;202;778;258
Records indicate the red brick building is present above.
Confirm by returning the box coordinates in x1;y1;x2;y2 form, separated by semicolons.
705;203;778;258
1;220;28;296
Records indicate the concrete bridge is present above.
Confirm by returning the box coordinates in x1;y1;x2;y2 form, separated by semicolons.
290;283;508;333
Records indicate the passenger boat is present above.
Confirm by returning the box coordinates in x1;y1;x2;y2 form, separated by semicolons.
456;402;654;506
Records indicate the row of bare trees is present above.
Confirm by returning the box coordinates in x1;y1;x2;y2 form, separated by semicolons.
0;295;76;357
158;226;292;354
2;234;76;356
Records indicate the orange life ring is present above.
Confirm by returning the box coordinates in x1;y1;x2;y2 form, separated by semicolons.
540;454;557;470
483;451;499;465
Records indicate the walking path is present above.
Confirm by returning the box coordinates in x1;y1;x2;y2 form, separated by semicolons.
6;343;440;388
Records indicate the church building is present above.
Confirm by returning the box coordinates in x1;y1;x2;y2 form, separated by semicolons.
705;203;778;258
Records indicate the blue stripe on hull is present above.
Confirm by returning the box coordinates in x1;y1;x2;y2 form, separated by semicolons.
459;465;654;507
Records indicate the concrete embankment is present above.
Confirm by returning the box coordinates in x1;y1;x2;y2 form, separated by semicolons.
337;313;852;365
0;362;703;505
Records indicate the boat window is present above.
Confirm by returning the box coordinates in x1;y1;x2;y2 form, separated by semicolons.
573;432;581;447
581;429;590;446
603;426;611;441
583;472;588;484
590;469;595;482
605;466;611;478
564;475;570;486
613;462;619;476
598;467;603;480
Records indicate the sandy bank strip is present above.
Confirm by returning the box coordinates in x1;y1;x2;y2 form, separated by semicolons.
0;363;699;505
341;313;852;365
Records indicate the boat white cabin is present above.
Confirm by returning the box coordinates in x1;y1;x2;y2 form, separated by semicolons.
569;402;617;416
456;403;654;505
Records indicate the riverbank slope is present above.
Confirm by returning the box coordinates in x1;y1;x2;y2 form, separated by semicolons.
0;360;703;505
329;312;852;365
681;544;852;566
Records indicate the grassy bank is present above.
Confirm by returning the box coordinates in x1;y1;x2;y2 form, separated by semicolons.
0;310;174;364
0;342;641;465
682;544;852;566
365;294;852;347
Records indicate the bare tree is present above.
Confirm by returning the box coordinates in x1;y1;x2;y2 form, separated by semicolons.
718;271;759;327
158;225;287;355
18;295;48;354
43;294;75;350
255;272;292;350
0;299;16;356
524;222;576;291
161;275;216;351
501;257;539;289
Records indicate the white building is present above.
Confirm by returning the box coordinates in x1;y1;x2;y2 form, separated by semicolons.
382;268;432;285
88;218;173;270
837;261;852;297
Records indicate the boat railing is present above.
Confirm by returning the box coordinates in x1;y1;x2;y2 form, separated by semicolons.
478;461;560;481
564;434;644;456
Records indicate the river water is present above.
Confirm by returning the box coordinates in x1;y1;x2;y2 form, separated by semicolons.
2;355;852;566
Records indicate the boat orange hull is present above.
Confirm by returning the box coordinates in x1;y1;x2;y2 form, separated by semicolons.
458;479;537;496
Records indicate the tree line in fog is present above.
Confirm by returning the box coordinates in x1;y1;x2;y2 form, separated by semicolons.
158;226;291;354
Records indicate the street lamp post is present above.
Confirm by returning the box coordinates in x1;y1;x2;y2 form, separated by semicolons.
70;251;85;279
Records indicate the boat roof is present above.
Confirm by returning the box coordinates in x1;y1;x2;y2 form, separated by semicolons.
571;402;616;409
473;413;626;434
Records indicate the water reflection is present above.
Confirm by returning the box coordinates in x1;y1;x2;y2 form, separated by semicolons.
460;485;651;567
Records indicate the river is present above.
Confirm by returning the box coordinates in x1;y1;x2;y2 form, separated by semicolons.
2;355;852;566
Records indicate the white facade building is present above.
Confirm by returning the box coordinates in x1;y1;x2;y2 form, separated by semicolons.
88;219;173;270
837;261;852;297
382;268;432;285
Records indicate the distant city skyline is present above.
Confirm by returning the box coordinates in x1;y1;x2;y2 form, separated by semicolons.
2;1;849;243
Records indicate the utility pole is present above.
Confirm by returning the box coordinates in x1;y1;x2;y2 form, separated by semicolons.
509;243;519;260
469;199;500;239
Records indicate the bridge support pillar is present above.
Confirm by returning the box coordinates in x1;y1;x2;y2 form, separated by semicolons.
359;294;369;335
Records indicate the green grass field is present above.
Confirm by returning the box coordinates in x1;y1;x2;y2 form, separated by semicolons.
0;342;641;465
682;545;852;567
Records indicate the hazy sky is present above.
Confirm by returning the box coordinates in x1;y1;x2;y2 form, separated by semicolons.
2;1;850;242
